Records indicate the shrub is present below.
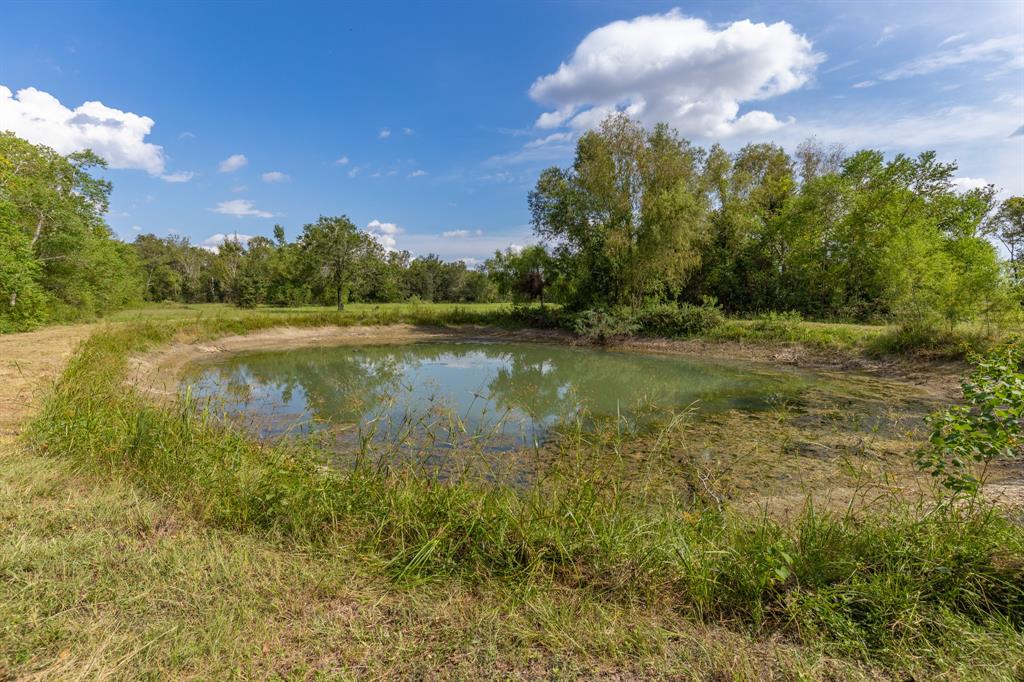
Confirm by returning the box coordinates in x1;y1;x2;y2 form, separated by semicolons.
630;298;725;338
572;308;638;344
916;342;1024;494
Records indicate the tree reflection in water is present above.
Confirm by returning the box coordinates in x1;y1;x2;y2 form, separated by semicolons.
182;341;806;482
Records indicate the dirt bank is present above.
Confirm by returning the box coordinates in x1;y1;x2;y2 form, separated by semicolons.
127;322;966;406
127;324;571;401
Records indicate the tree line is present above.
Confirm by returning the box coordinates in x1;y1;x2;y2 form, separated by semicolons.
528;114;1023;332
3;122;1023;335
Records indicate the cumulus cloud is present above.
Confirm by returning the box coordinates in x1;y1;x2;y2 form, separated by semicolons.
160;171;194;183
365;219;404;251
0;85;176;176
442;229;483;238
211;199;273;218
201;232;254;253
261;171;289;183
218;153;248;173
408;169;428;177
951;177;991;192
883;35;1023;80
528;10;821;140
402;127;414;135
335;155;349;165
378;128;391;139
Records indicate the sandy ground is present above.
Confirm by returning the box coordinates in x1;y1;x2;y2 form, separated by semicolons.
0;324;93;442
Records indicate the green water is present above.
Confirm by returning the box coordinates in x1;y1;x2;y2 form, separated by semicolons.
183;341;807;449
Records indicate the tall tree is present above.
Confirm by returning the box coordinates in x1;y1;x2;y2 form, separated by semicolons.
299;215;374;310
529;114;708;308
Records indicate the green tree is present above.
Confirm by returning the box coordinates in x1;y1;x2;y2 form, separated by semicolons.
299;215;374;310
0;131;141;323
986;197;1024;284
529;114;708;308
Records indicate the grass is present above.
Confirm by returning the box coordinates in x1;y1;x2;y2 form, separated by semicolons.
6;307;1022;678
101;301;1015;360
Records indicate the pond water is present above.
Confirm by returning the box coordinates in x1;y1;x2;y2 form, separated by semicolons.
182;341;808;450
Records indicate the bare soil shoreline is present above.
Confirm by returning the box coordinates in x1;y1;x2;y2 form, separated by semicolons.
128;322;967;405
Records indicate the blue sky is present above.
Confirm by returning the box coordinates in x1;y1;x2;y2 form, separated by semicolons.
2;1;1022;263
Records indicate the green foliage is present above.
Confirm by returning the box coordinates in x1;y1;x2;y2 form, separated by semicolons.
571;308;638;344
484;245;557;304
626;298;725;337
0;211;47;331
530;114;708;308
751;311;804;341
916;342;1024;494
531;117;1012;333
0;132;142;325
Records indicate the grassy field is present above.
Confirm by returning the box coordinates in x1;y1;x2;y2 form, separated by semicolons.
2;305;1023;679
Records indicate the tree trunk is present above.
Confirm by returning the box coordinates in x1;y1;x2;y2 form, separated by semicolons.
337;285;344;311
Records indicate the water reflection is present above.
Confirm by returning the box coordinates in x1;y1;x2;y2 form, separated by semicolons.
183;341;806;450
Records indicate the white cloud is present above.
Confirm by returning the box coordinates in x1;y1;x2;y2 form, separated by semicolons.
201;232;254;253
851;80;876;89
160;170;194;183
883;35;1023;80
409;169;428;177
402;127;414;135
528;10;822;139
178;131;196;140
442;229;483;238
211;199;273;218
335;155;349;165
218;153;248;173
0;85;168;175
378;128;391;139
776;103;1024;194
347;166;360;178
875;25;897;47
939;33;968;47
131;225;142;232
365;219;404;251
261;171;289;183
231;184;247;192
951;177;990;192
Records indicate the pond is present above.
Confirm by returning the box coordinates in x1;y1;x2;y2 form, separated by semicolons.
182;341;809;451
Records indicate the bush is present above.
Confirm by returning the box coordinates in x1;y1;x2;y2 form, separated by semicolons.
916;342;1024;494
630;298;725;338
751;311;804;341
572;308;638;344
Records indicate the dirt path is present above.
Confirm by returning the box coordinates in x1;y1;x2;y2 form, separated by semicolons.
0;324;93;442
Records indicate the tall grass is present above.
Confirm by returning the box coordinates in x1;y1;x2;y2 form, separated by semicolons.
26;309;1024;677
